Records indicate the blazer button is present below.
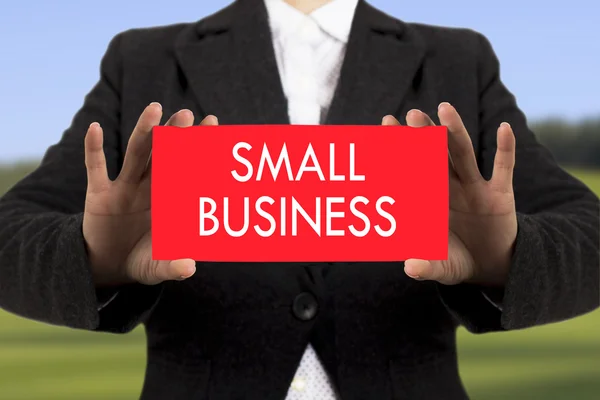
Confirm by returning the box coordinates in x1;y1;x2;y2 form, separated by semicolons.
292;292;319;321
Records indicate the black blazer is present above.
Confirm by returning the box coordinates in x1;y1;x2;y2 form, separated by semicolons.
0;0;598;399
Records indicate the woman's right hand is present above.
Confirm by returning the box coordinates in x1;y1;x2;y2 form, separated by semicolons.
82;102;218;286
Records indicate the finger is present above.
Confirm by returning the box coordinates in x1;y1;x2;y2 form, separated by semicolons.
200;115;219;126
491;122;516;191
141;112;218;183
167;109;195;127
119;102;163;184
154;259;197;282
405;109;459;182
438;103;482;185
406;109;435;127
84;122;110;193
141;109;197;180
382;115;400;125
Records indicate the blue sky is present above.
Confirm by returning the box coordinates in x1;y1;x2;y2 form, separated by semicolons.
0;0;597;162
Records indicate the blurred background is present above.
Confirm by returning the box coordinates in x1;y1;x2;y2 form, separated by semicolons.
0;0;599;399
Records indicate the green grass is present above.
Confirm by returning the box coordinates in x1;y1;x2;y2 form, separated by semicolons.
0;165;599;399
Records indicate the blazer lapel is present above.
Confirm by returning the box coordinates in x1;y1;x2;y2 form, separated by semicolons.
174;0;289;125
325;0;427;125
174;0;426;126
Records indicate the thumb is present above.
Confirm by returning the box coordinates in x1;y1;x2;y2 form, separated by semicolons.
151;259;197;283
404;259;459;285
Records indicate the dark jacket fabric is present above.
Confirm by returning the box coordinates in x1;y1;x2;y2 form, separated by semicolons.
0;0;598;399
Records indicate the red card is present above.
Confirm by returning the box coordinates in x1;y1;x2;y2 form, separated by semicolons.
151;125;448;262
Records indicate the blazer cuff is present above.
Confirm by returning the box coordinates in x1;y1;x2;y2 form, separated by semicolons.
66;213;163;333
481;287;504;311
437;283;505;333
94;283;164;333
437;213;543;333
96;288;119;312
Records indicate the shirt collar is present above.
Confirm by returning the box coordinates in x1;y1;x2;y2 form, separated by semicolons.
264;0;359;44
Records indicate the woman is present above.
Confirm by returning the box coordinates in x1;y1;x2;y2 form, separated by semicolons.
0;0;597;399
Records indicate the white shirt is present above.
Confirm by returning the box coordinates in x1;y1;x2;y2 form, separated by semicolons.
263;0;359;398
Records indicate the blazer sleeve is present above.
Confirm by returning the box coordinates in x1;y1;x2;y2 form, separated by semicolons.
0;32;162;334
437;32;600;333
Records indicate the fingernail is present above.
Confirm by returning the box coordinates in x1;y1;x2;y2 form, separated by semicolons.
183;264;196;277
407;109;422;117
438;102;451;110
501;122;511;128
404;268;420;279
89;122;100;129
149;102;162;110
